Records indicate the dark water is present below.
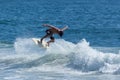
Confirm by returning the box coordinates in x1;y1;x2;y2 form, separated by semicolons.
0;0;120;46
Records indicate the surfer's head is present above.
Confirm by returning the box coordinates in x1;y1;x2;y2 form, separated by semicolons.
59;31;63;37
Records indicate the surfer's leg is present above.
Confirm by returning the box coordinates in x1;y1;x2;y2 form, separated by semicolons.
47;36;54;46
40;34;49;43
41;29;52;43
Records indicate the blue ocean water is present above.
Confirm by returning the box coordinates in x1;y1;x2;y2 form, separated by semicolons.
0;0;120;80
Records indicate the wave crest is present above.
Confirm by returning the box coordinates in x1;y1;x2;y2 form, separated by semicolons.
4;38;120;74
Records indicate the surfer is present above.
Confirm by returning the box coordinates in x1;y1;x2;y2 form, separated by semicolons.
40;24;68;46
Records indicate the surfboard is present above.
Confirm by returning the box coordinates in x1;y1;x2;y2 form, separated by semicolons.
32;38;49;48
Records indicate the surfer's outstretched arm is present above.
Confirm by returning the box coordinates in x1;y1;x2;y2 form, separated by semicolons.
61;26;68;31
42;24;60;30
43;24;54;28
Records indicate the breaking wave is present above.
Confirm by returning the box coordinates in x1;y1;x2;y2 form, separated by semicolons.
0;38;120;75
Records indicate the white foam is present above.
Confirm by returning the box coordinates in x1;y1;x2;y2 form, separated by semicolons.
99;63;120;74
14;38;46;55
46;39;75;54
10;38;120;74
68;39;120;74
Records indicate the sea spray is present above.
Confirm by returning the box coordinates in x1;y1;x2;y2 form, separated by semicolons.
14;38;46;54
68;39;120;74
7;38;120;74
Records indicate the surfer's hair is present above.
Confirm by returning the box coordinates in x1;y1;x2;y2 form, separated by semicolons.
59;31;63;37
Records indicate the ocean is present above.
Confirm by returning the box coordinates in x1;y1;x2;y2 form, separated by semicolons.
0;0;120;80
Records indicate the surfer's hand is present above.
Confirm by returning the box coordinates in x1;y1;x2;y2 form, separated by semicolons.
42;24;49;26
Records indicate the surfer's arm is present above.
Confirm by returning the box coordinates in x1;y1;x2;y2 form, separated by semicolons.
42;24;59;30
61;26;68;31
42;24;54;28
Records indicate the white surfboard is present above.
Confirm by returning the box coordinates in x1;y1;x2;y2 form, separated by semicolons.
32;38;49;48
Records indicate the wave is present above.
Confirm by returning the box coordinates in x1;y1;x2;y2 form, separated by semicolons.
0;38;120;75
68;39;120;74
